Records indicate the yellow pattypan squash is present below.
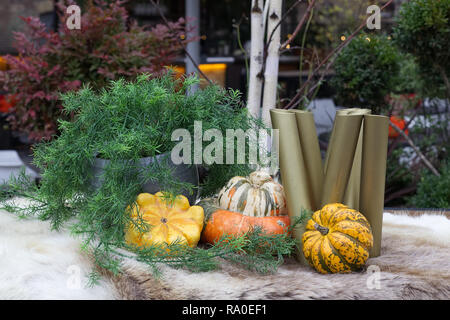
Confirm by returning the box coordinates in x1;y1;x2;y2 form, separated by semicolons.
125;192;204;249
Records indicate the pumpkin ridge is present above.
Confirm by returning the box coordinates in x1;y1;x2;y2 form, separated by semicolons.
335;215;369;227
328;235;362;271
332;231;370;266
147;224;165;245
228;187;237;200
161;223;169;242
167;222;194;246
262;188;275;217
327;208;353;226
321;237;342;273
142;216;161;227
237;184;251;213
328;242;354;272
167;210;189;220
332;218;371;231
331;211;371;230
231;179;248;192
329;204;348;221
310;237;325;273
273;193;279;215
320;206;336;227
352;216;372;230
311;210;322;226
226;179;248;210
169;217;201;227
167;226;189;246
332;221;373;249
306;234;323;268
303;230;318;240
333;230;369;251
217;187;227;204
317;239;334;274
142;208;161;219
325;209;343;227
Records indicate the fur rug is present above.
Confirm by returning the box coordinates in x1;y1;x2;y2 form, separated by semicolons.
0;210;119;299
1;206;449;300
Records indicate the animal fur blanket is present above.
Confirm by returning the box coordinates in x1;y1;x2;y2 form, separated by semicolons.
1;207;449;300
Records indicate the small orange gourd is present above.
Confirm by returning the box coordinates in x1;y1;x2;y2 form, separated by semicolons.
199;198;290;244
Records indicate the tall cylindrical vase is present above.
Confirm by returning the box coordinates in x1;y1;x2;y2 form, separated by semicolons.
270;109;314;265
291;110;324;211
321;113;364;206
360;115;389;257
338;108;372;210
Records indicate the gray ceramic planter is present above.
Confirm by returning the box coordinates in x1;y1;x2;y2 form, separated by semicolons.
92;152;199;205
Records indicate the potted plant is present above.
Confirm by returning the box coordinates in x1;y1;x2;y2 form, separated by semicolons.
15;72;264;271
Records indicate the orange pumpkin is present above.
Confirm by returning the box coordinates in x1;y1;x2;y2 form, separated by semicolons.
199;198;290;244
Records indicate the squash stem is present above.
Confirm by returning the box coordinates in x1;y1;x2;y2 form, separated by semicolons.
314;223;329;236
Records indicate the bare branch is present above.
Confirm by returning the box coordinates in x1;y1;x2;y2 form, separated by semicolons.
284;0;395;110
280;0;317;51
389;120;441;177
387;102;422;156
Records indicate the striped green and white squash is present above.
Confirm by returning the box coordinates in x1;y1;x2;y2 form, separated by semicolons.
217;171;287;217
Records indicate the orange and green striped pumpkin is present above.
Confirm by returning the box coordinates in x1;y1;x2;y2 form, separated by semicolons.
302;203;373;274
217;171;287;217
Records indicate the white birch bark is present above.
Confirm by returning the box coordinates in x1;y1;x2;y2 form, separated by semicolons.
247;0;265;119
261;0;282;127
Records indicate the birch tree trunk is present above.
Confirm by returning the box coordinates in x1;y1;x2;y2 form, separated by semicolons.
247;0;265;119
261;0;282;127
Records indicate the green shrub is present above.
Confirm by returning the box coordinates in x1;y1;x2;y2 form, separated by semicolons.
385;148;416;206
331;33;402;114
393;53;423;94
408;162;450;208
393;0;450;97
